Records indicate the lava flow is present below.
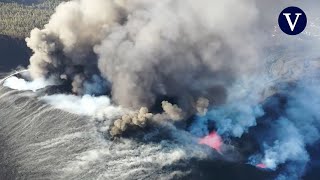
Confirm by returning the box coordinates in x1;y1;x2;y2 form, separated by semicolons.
199;131;223;153
256;163;267;169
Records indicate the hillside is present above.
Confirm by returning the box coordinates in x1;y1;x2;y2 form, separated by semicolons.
0;0;66;38
0;0;66;72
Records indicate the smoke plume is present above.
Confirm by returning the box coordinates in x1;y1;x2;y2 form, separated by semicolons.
26;0;269;111
15;0;320;179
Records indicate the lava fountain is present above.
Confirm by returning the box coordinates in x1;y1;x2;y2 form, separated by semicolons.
199;131;223;153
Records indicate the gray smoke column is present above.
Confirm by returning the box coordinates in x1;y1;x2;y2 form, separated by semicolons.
26;0;272;111
95;0;265;109
26;0;124;95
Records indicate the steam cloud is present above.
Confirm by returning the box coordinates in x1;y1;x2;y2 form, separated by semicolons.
6;0;318;179
3;76;55;92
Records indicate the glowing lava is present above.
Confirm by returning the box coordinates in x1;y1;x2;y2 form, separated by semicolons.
199;131;223;153
256;163;267;169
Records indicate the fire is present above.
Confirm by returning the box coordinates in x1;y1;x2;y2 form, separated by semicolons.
256;163;267;169
199;131;223;153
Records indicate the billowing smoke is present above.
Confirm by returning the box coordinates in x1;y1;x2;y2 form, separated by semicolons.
110;107;152;136
110;101;185;136
26;0;122;95
250;79;320;179
26;0;268;110
195;97;210;116
3;0;317;179
161;101;184;121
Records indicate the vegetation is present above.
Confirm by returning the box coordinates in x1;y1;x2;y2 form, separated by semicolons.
0;0;67;38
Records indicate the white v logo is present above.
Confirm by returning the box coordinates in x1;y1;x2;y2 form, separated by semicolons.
283;13;302;31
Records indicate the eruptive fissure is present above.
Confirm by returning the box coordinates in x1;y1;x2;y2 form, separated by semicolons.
199;131;223;153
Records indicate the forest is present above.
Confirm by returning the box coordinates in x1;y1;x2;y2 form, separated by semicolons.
0;0;67;71
0;0;67;38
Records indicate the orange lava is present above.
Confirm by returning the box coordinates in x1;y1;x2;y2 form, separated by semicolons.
256;163;267;169
199;131;222;153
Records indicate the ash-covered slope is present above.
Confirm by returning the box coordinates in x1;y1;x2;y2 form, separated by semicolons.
0;86;195;179
0;86;275;179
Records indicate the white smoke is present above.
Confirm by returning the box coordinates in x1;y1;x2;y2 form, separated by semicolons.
40;94;124;117
244;77;320;179
261;118;309;170
3;76;55;92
